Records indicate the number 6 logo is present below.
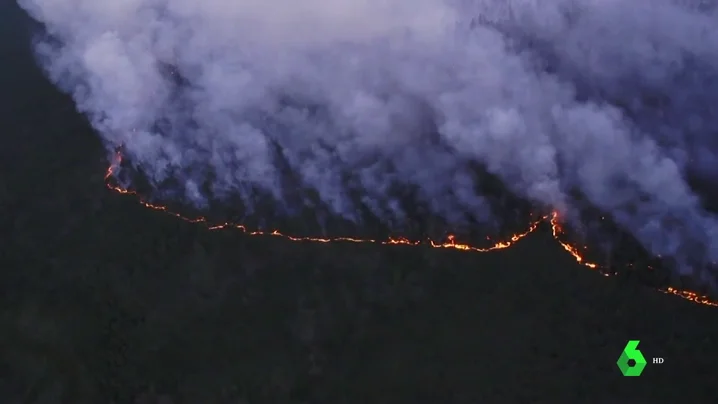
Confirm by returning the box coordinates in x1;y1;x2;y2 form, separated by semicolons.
617;340;647;376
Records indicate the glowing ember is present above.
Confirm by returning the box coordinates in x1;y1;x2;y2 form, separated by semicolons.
105;152;718;308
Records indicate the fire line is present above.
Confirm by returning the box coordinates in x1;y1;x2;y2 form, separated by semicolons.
104;151;718;308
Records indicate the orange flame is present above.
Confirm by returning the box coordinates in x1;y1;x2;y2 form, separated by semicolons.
105;151;718;308
550;212;599;269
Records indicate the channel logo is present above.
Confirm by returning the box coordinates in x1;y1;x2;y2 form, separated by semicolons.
617;340;664;376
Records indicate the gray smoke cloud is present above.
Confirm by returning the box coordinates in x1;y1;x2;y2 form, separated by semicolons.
18;0;718;283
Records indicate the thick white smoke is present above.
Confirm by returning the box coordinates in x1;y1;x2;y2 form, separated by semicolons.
18;0;718;283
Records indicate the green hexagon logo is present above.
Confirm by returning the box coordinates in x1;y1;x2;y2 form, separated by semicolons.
617;340;647;376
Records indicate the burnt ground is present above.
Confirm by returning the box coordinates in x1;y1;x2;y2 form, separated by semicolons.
1;3;717;403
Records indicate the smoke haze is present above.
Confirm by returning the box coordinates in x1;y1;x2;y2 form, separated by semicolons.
18;0;718;284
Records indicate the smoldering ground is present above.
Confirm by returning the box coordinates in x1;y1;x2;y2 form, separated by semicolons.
17;0;718;287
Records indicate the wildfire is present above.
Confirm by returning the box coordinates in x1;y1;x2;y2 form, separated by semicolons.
550;213;599;270
104;152;718;308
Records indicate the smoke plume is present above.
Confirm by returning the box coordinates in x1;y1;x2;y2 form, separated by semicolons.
18;0;718;284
